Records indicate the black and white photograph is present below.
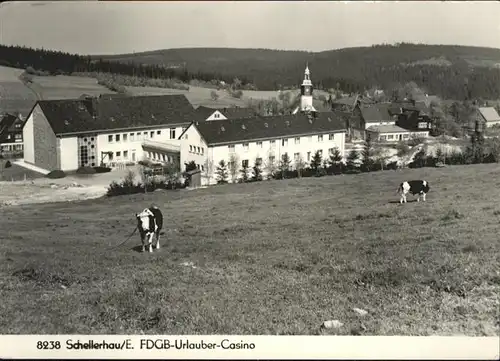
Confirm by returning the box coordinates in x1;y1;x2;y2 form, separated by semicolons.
0;0;499;342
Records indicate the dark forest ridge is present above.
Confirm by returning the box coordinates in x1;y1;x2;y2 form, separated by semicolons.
94;43;500;99
96;43;500;69
1;43;500;99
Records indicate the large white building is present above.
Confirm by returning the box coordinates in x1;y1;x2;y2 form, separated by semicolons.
179;112;347;185
21;67;348;180
22;94;197;172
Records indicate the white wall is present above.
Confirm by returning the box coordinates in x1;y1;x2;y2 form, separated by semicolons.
96;125;186;165
374;130;429;142
22;109;35;164
59;137;79;171
179;125;208;173
206;131;346;183
205;111;227;121
486;121;500;127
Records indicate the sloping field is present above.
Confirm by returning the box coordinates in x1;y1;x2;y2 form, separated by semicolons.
0;164;498;335
0;67;116;115
0;66;37;116
126;85;247;108
126;86;330;108
29;75;116;100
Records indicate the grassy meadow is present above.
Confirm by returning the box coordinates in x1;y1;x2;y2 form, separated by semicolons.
28;74;116;100
0;66;38;115
0;164;499;335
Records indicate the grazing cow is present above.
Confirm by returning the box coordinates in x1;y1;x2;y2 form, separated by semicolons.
397;180;430;204
135;206;163;253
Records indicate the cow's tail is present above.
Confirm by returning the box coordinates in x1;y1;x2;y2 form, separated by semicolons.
396;183;403;194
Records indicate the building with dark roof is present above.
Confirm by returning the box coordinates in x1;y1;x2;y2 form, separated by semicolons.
22;94;199;172
178;112;347;185
0;113;25;154
350;101;433;141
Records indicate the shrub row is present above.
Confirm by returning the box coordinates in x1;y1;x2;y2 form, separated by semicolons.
106;178;186;197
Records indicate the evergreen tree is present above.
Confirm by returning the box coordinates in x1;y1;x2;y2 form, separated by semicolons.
240;161;250;182
310;150;323;175
361;138;375;172
251;158;263;182
346;149;360;171
279;153;292;179
328;147;344;174
215;160;228;184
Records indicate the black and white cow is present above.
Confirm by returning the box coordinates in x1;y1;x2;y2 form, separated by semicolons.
397;180;430;204
135;206;163;253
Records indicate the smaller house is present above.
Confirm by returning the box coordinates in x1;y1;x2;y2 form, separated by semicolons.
356;103;396;129
366;124;430;143
366;125;412;143
0;113;25;154
183;168;202;188
477;107;500;128
195;106;256;121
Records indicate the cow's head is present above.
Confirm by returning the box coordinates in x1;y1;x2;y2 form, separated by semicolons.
136;208;154;232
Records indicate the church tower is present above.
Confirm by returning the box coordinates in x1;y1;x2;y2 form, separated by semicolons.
293;63;317;114
300;64;314;111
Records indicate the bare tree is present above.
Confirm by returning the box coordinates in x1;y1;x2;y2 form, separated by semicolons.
228;153;240;183
264;152;278;180
203;158;214;185
294;153;307;178
210;90;219;101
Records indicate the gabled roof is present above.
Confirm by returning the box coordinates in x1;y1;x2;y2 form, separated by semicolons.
192;112;346;146
194;105;256;121
478;107;500;122
359;103;394;122
35;94;197;135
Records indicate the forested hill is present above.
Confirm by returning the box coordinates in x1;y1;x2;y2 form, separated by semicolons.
1;43;500;99
97;44;500;99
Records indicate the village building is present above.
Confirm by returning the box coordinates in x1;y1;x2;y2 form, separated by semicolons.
22;94;198;172
194;106;256;121
349;101;432;141
477;107;500;128
179;112;347;185
0;113;25;155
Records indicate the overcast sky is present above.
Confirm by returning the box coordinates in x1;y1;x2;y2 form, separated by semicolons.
1;1;499;55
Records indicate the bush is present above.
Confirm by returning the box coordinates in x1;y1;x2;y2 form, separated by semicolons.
4;160;12;168
46;170;66;179
93;166;112;173
76;166;96;175
106;176;186;197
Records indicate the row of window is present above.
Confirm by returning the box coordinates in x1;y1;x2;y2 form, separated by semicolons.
147;151;177;164
189;145;205;155
379;132;428;141
107;127;185;143
4;134;22;141
107;150;136;161
227;134;337;152
230;148;341;168
0;144;23;151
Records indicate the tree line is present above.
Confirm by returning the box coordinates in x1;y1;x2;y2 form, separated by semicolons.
0;45;250;87
2;44;500;99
